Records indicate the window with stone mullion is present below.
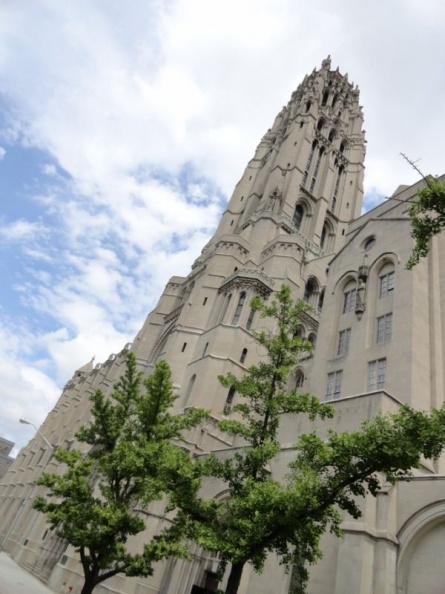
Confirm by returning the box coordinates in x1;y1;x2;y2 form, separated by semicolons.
376;313;392;343
337;328;351;355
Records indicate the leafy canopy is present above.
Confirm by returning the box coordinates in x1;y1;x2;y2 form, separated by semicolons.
190;286;445;594
407;176;445;269
35;353;208;594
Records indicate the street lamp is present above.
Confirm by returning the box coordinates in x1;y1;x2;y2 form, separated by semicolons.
19;419;54;450
0;421;54;553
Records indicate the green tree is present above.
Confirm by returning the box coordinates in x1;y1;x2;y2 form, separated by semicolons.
34;353;208;594
406;175;445;268
400;154;445;269
191;286;445;594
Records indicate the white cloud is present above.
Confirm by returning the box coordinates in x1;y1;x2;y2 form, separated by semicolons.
0;219;46;242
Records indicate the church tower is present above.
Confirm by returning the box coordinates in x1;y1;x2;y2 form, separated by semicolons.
0;58;373;594
130;56;366;437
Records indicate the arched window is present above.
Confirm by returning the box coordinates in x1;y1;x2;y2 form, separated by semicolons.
322;91;329;107
305;100;311;113
328;129;337;143
339;141;347;155
321;223;328;250
246;308;255;331
184;374;196;404
378;262;395;299
232;292;246;325
304;279;317;303
332;94;339;108
224;387;236;414
342;279;357;314
310;146;325;193
293;204;304;231
294;324;304;338
318;289;325;312
302;140;318;186
331;164;344;212
320;219;334;254
295;370;305;389
317;118;325;131
307;333;317;348
240;348;248;364
219;293;232;324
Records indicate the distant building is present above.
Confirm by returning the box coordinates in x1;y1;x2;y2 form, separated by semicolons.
1;57;445;594
0;437;14;479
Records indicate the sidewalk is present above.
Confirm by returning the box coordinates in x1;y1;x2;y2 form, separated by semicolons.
0;552;56;594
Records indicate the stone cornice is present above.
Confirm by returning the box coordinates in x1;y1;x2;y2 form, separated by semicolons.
218;268;274;298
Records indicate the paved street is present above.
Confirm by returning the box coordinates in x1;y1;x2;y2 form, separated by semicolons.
0;552;56;594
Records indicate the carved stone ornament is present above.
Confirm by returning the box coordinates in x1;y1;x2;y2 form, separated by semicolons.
218;268;274;299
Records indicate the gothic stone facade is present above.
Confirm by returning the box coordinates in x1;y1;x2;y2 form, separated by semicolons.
1;57;444;594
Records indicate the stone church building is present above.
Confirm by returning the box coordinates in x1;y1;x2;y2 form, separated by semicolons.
1;57;445;594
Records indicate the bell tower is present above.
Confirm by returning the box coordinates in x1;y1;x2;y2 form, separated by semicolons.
211;55;366;261
130;58;367;424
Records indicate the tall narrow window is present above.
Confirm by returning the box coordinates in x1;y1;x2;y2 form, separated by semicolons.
322;91;329;106
343;288;356;314
224;387;236;414
302;140;317;186
304;279;317;303
376;314;392;343
184;374;196;403
337;328;351;356
232;292;246;325
312;146;325;185
293;204;304;230
219;293;232;323
331;164;344;212
240;348;248;364
320;223;328;250
317;289;325;312
203;342;209;357
379;271;395;298
368;359;387;391
246;308;255;330
181;342;187;352
326;370;342;400
295;371;304;389
307;333;316;349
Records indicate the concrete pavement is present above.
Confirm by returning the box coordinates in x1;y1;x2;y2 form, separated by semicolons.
0;552;56;594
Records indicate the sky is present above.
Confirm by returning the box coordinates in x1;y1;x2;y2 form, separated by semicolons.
1;0;445;453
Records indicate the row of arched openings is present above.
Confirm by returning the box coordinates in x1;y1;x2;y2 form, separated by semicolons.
218;291;255;329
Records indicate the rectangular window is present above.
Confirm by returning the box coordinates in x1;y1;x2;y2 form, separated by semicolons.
379;271;395;298
326;370;343;400
368;358;387;391
343;289;356;314
376;313;392;343
337;328;351;355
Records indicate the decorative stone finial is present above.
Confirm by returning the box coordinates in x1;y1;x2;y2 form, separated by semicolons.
321;55;331;70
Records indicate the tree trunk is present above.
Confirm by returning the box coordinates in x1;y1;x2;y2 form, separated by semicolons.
225;560;245;594
80;573;99;594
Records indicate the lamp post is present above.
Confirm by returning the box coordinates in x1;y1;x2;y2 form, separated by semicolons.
19;419;54;450
0;420;54;553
